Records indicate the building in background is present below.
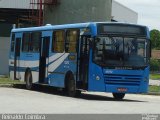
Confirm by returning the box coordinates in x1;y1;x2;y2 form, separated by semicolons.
0;0;40;75
0;0;138;75
112;0;138;23
44;0;112;25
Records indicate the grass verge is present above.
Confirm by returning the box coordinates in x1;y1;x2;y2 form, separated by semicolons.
149;85;160;93
0;77;24;85
150;74;160;80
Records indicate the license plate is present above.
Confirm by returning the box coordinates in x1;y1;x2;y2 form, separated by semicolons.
117;88;127;92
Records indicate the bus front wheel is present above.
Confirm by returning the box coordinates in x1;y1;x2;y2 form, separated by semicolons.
66;75;76;97
65;74;81;97
112;93;125;100
25;71;33;90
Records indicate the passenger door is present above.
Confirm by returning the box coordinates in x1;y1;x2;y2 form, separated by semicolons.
39;32;51;83
14;34;22;80
78;35;90;89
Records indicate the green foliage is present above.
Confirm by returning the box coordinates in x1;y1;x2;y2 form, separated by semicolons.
150;29;160;49
149;85;160;93
150;74;160;80
150;59;160;72
0;77;23;84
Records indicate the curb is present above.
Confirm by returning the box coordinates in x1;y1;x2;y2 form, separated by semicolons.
0;84;13;88
147;92;160;96
0;84;25;88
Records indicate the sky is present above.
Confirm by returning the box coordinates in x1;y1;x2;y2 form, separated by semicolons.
115;0;160;31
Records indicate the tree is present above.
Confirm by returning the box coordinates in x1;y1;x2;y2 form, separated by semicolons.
150;59;160;72
150;29;160;49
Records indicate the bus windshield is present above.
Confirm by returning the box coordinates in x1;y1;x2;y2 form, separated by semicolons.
93;36;149;69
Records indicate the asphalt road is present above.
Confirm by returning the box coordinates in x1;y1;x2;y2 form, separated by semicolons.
0;87;160;114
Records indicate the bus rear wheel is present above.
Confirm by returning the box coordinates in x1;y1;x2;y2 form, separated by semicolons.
112;93;125;100
25;71;33;90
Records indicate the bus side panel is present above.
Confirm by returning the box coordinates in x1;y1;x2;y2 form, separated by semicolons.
48;53;77;88
48;53;68;87
139;67;149;93
18;52;40;83
9;32;40;83
48;74;65;88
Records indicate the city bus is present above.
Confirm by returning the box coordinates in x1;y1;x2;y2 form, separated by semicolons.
9;22;150;99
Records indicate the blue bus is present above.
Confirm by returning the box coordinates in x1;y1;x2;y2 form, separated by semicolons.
9;22;150;99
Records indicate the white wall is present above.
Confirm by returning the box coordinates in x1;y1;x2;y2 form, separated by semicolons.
0;0;37;9
112;0;138;23
0;37;10;75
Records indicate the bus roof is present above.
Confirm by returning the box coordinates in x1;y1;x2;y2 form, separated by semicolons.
12;22;92;33
11;22;148;33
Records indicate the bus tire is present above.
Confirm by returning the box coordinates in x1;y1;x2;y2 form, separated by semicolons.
67;76;76;97
25;70;33;90
66;74;77;97
112;93;125;100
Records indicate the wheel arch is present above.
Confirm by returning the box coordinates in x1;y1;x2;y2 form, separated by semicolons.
64;70;75;88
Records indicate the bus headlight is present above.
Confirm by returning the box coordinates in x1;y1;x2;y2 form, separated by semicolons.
96;76;100;80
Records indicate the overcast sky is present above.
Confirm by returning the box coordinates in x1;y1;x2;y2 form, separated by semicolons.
115;0;160;31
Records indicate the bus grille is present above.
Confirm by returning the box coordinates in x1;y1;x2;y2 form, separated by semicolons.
104;74;142;86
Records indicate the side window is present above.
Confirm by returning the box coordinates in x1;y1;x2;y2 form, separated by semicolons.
30;32;41;52
52;30;65;53
15;38;21;57
11;33;15;52
22;33;30;52
66;29;79;53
